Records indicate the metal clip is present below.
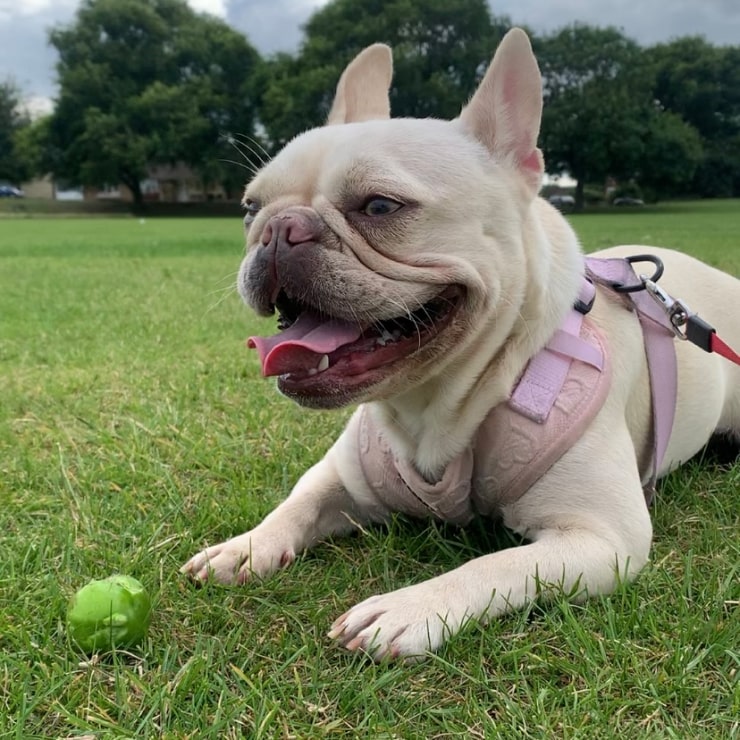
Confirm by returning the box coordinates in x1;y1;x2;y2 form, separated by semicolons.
640;276;691;340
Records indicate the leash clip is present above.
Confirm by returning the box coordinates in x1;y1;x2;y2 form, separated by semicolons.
640;276;691;340
641;274;738;360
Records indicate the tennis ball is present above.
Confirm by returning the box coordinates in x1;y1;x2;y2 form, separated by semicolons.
67;575;151;653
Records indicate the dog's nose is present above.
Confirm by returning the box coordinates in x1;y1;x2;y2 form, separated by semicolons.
260;212;316;248
247;208;324;316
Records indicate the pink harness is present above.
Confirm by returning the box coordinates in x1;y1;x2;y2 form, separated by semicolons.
355;258;679;523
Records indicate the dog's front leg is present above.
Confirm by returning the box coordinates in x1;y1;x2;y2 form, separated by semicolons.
181;444;383;584
329;522;650;661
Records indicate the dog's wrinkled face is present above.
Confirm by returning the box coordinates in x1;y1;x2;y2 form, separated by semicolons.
240;121;497;408
238;36;545;408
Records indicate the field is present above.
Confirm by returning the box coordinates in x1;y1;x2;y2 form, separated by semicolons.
1;201;738;738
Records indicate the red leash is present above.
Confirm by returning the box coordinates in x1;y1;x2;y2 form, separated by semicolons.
710;331;740;366
643;277;740;367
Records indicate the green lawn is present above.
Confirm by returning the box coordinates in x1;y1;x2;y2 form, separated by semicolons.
1;203;738;738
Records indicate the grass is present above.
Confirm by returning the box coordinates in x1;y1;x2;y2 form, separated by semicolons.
1;202;738;738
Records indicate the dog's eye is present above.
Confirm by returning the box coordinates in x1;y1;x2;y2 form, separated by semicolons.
361;197;403;217
243;198;261;226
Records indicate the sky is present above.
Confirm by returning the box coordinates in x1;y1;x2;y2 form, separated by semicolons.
1;0;739;112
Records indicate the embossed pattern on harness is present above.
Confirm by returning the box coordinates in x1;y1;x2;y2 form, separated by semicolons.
474;321;611;512
358;407;475;525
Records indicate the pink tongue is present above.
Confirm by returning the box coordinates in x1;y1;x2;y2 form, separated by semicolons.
248;313;363;376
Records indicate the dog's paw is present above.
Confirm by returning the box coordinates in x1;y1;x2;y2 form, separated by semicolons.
327;584;465;661
180;531;295;585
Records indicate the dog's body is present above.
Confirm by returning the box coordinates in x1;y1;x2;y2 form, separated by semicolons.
183;30;740;659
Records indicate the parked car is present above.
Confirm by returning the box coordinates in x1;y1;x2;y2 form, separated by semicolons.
548;194;575;208
612;197;644;206
0;185;24;198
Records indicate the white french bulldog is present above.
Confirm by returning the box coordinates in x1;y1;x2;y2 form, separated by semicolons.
183;29;740;660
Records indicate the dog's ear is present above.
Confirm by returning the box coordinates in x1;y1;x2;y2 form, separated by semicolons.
327;44;393;125
459;28;544;191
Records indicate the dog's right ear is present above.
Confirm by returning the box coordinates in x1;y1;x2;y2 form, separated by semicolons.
327;44;393;125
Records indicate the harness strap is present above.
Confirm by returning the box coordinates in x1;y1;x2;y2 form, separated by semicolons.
585;257;677;501
509;278;599;423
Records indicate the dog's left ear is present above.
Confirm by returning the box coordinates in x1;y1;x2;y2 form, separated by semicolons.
327;44;393;125
459;28;544;192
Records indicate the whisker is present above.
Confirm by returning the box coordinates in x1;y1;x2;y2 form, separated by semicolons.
498;294;534;346
205;283;239;299
218;157;259;177
212;270;241;285
231;132;272;164
224;133;270;172
205;287;240;315
204;273;242;315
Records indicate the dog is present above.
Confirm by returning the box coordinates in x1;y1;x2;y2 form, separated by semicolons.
182;28;740;660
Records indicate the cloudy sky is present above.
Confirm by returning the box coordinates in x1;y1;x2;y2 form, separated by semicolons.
1;0;739;109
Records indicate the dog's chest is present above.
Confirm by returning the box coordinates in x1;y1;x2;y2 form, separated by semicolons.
354;321;611;522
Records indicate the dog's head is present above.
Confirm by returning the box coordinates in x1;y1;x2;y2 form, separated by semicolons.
239;29;548;409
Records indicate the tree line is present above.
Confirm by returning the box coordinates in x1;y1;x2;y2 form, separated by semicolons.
1;0;738;208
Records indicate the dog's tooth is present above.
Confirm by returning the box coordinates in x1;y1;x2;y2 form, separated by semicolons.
307;368;318;376
317;354;329;373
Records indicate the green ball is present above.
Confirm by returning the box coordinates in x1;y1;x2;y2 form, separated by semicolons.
67;575;151;653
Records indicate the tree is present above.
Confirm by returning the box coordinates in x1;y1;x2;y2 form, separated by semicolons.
259;0;511;149
535;25;662;208
0;81;32;185
47;0;262;206
637;110;703;199
645;38;740;197
13;115;53;182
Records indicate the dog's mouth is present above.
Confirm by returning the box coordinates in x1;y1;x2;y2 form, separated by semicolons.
247;285;463;396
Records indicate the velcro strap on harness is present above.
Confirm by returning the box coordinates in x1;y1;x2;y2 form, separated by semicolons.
509;278;600;423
